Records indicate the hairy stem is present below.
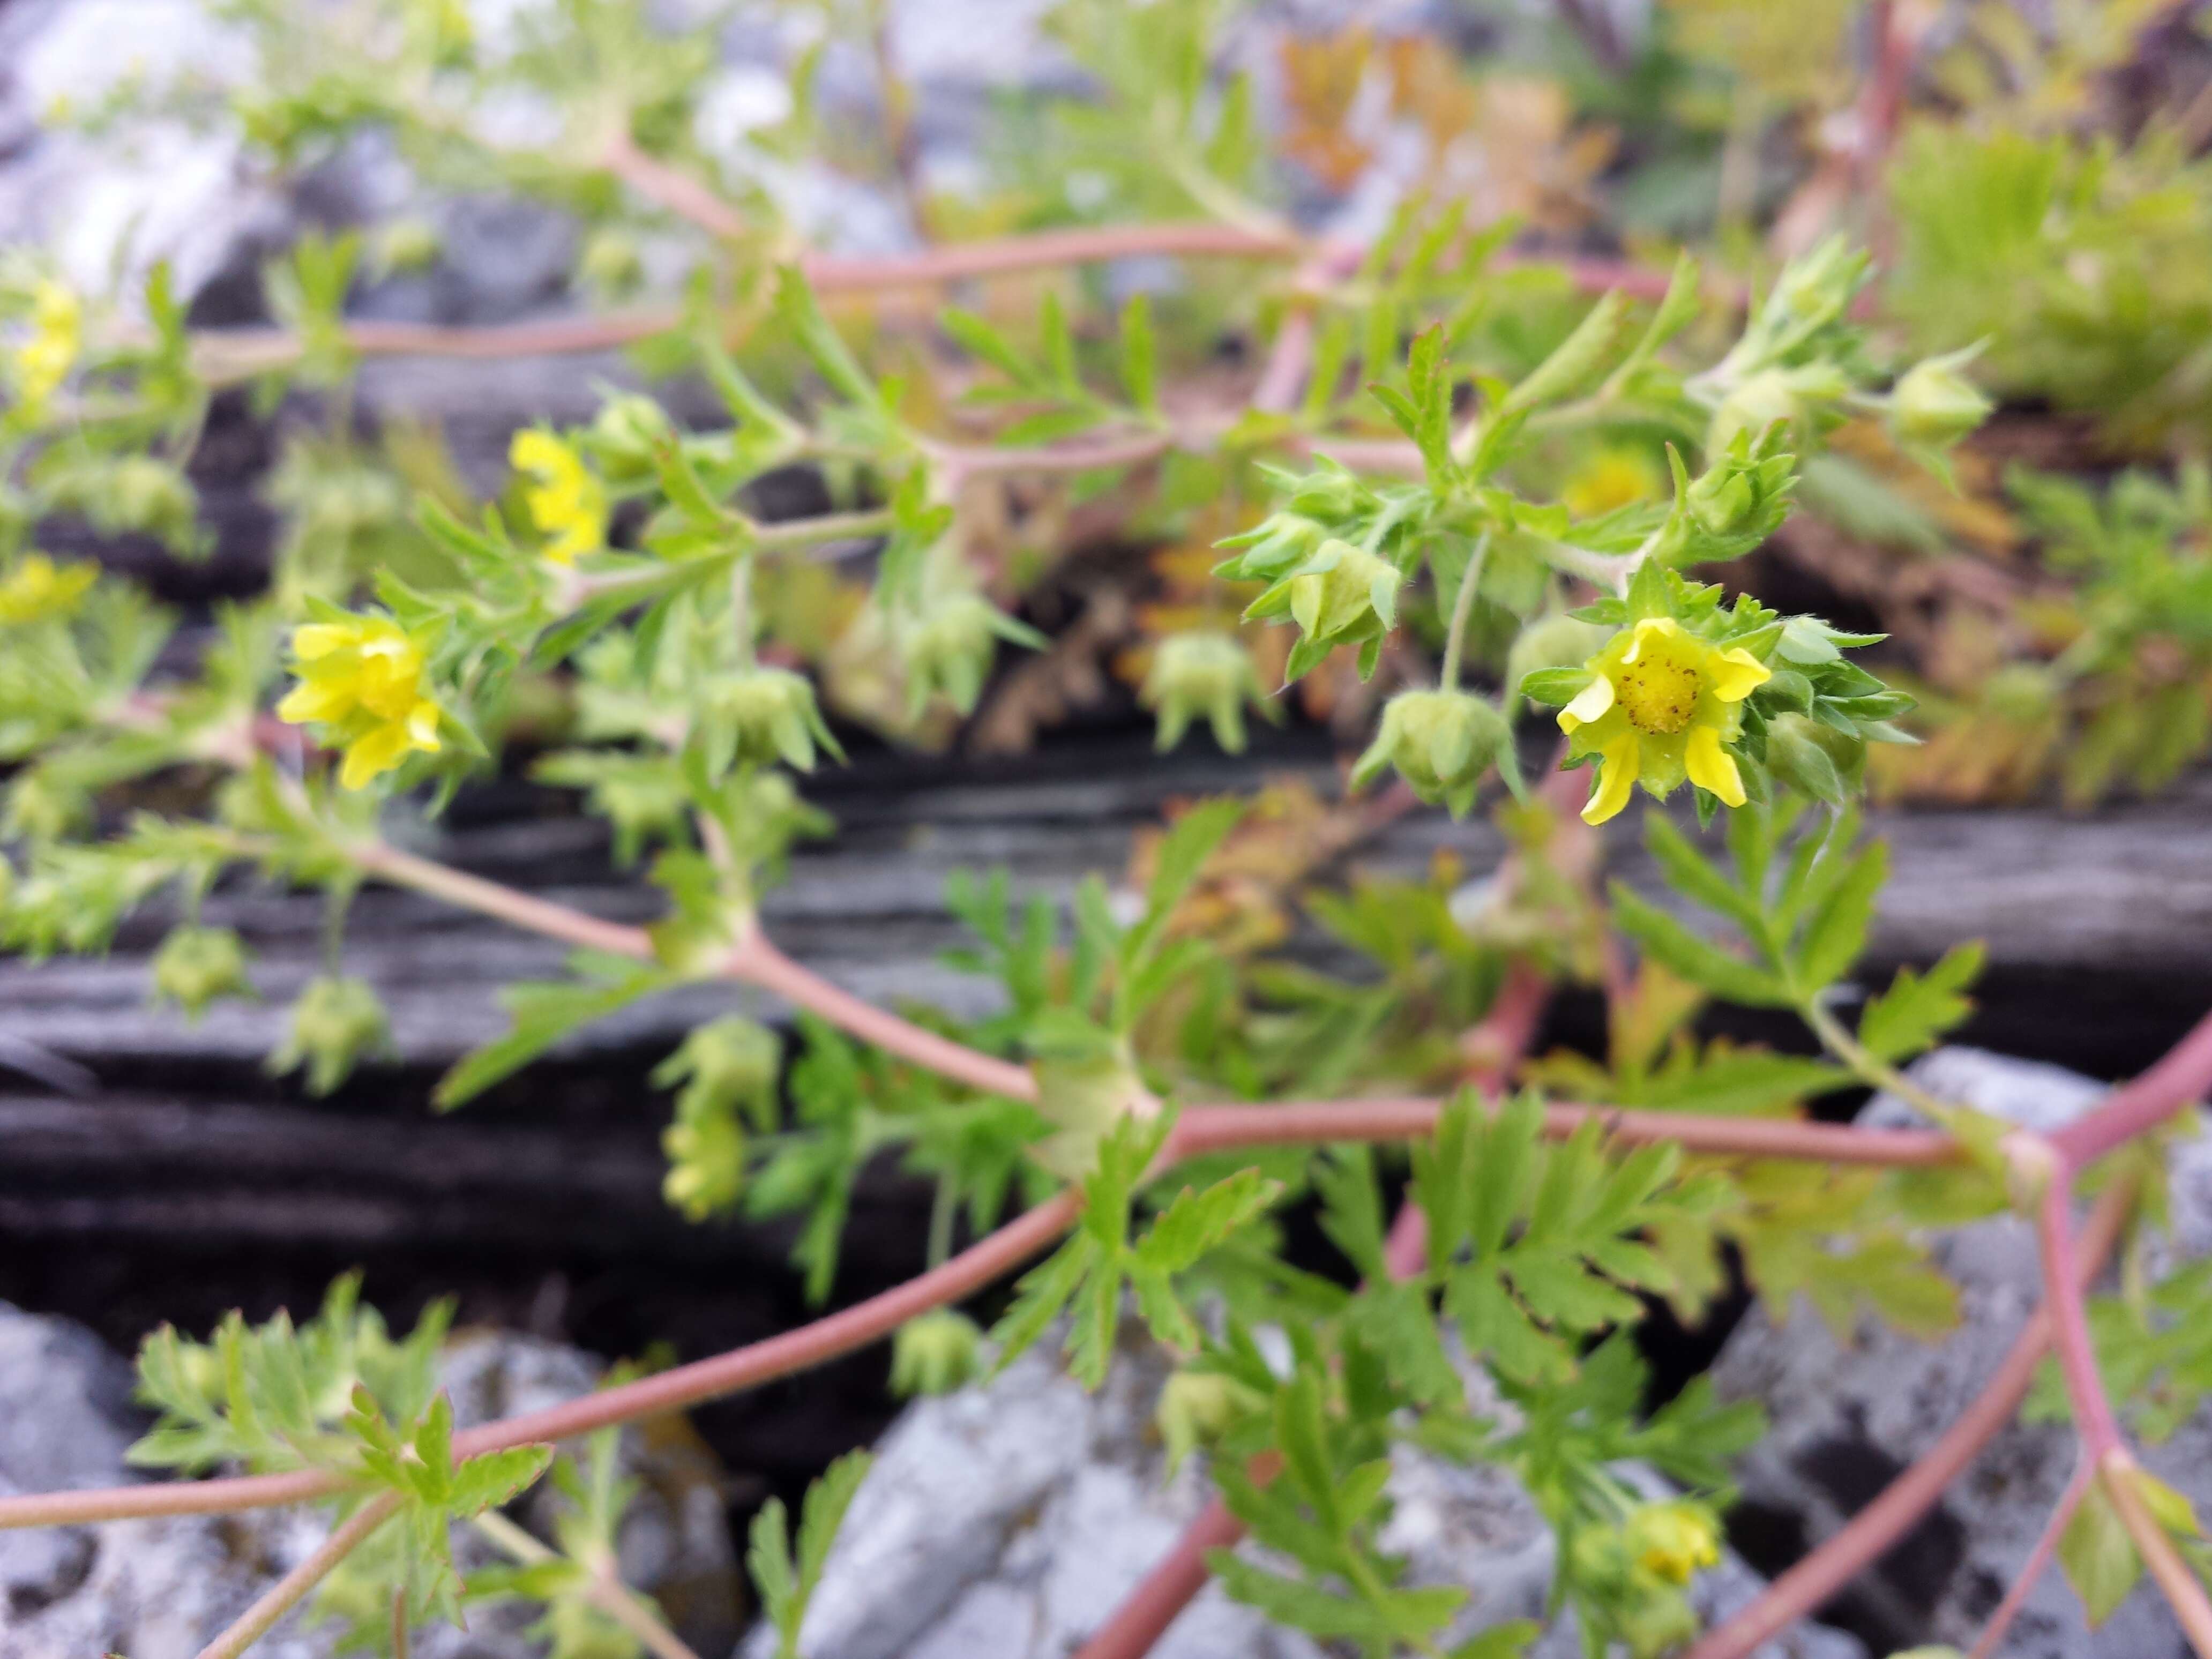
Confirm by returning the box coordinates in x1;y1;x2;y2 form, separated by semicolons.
2033;1170;2212;1656
196;1492;402;1659
727;930;1038;1101
2047;1005;2212;1173
346;840;653;958
1685;1177;2135;1659
1802;996;1969;1127
601;130;748;241
1168;1097;1959;1168
1438;533;1491;690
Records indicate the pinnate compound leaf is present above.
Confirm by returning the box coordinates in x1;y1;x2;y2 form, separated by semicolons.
1859;941;1985;1063
1610;884;1793;1007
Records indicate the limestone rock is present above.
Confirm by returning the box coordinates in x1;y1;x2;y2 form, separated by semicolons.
744;1322;1863;1659
1710;1046;2212;1658
0;1305;739;1659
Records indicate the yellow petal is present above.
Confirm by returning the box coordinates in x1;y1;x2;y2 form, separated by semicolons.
1707;647;1772;703
1582;735;1640;825
510;429;562;476
1686;724;1747;806
339;723;410;789
290;623;355;661
1621;616;1679;664
277;680;349;723
1558;674;1615;733
405;699;443;749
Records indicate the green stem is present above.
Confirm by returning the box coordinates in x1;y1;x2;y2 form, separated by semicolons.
1801;996;1966;1126
473;1512;705;1659
926;1176;958;1270
1438;533;1491;689
749;506;895;550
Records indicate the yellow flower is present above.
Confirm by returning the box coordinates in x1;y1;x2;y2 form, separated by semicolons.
1626;1500;1722;1587
509;429;607;564
1558;616;1770;825
1563;446;1663;520
276;614;444;789
12;280;80;406
0;553;97;626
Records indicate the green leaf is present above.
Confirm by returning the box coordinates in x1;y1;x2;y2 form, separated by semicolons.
1314;1145;1389;1280
435;954;673;1109
776;267;881;410
2060;1477;2143;1627
1123;798;1244;974
940;308;1033;382
446;1444;554;1516
797;1449;873;1604
1134;1169;1277;1275
1609;884;1793;1007
987;1232;1097;1372
1503;1248;1643;1332
1793;839;1888;992
1446;1268;1571;1385
1119;293;1159;414
1451;1621;1542;1659
1500;289;1632;416
1516;666;1594;706
1208;1553;1389;1641
1644;812;1762;935
1347;1280;1462;1406
1859;941;1984;1063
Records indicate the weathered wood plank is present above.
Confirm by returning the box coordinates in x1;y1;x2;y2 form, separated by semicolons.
5;738;2212;1081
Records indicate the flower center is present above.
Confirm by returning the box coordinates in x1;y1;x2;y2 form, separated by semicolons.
1616;651;1700;735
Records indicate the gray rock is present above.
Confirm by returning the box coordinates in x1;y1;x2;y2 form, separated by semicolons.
749;1317;1863;1659
1710;1046;2212;1658
0;1303;739;1659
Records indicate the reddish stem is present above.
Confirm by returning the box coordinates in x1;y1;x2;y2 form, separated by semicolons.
1684;1179;2133;1659
2032;1167;2212;1656
602;131;748;240
1076;1128;1438;1659
0;1190;1082;1532
728;931;1038;1101
2047;1005;2212;1173
1968;1456;2091;1659
1169;1099;1958;1168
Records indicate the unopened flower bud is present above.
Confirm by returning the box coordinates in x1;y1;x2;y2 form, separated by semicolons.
1766;712;1863;805
268;976;390;1095
1706;370;1799;454
588;393;676;482
1213;509;1333;582
654;1015;780;1123
1156;1369;1265;1473
1286;539;1401;646
1351;689;1518;817
1140;632;1269;753
1505;612;1609;696
709;666;842;771
151;925;254;1022
900;593;1013;717
890;1310;984;1397
662;1109;745;1220
1889;347;1992;450
1625;1500;1722;1587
